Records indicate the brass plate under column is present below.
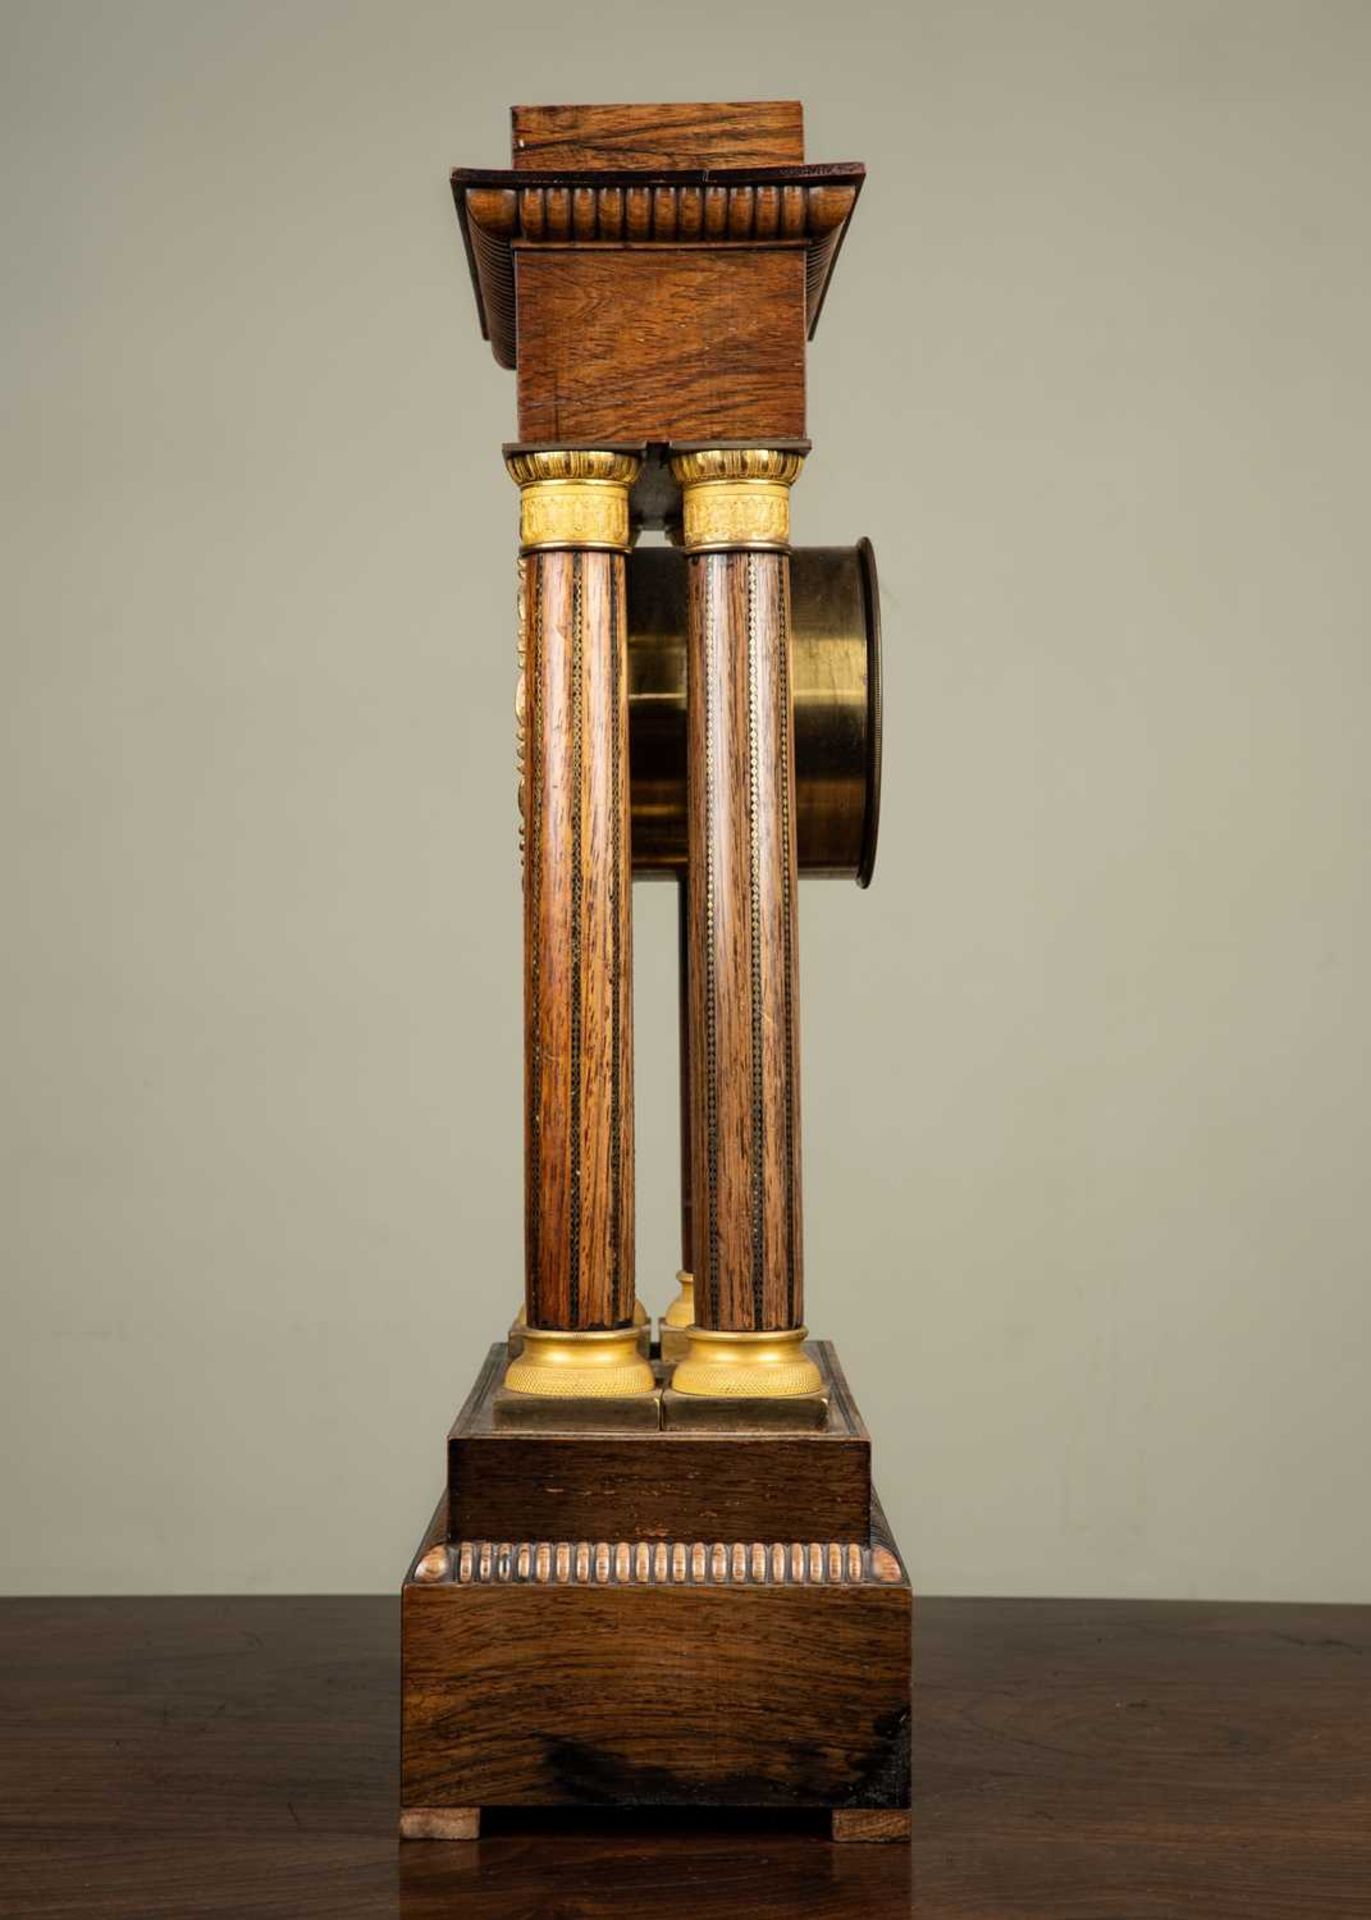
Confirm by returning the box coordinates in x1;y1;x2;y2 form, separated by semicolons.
503;1326;655;1399
661;1380;830;1433
668;1326;824;1399
494;1379;664;1431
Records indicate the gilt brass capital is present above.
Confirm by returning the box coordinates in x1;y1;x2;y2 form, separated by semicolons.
670;448;805;552
506;449;641;552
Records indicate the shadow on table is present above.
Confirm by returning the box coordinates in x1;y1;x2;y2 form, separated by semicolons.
398;1806;913;1917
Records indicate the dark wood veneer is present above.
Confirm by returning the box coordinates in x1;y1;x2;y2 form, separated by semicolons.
402;1512;911;1818
512;101;805;172
453;164;863;374
446;1343;870;1544
514;248;807;445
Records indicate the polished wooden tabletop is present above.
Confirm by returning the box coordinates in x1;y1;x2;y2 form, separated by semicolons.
2;1595;1368;1917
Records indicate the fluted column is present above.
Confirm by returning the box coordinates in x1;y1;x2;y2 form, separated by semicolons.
669;449;820;1398
504;451;653;1397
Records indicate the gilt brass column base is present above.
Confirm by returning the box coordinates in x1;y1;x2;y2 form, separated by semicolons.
503;1326;655;1399
669;1325;824;1399
659;1271;695;1362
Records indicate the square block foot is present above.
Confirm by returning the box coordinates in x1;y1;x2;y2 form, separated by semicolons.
832;1807;911;1843
399;1806;479;1841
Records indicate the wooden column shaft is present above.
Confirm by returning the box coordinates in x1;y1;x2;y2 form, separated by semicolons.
685;542;804;1333
520;543;634;1331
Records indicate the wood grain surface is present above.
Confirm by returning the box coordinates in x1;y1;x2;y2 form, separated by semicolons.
454;168;863;372
447;1345;871;1544
514;248;807;445
3;1595;1369;1916
521;549;633;1331
402;1567;910;1815
687;550;804;1332
511;102;805;172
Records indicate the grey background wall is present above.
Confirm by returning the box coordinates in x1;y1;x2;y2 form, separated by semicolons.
3;0;1368;1598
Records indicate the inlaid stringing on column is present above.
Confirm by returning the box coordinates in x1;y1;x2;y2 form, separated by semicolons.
701;558;721;1326
567;554;584;1321
526;578;544;1316
746;554;766;1327
608;562;624;1306
778;555;799;1325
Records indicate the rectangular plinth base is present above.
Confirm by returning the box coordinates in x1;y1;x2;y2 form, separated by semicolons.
449;1341;869;1543
400;1489;911;1841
